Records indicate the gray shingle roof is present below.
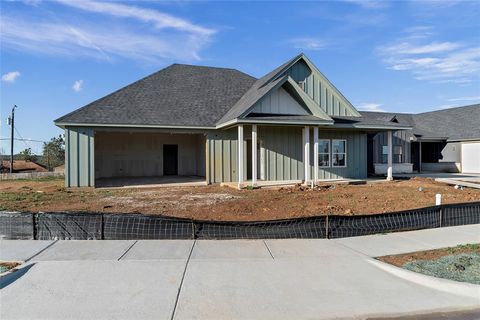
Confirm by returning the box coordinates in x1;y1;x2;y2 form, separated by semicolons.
413;104;480;140
360;104;480;141
55;64;257;127
332;115;413;129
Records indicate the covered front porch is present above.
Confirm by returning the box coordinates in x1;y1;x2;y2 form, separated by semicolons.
208;123;395;188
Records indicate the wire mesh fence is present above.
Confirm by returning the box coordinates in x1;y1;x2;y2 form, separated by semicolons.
327;206;441;239
103;214;194;240
0;212;34;239
442;202;480;227
35;212;102;240
0;201;479;240
195;216;327;239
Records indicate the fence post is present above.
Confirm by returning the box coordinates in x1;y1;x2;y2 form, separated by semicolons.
439;205;443;228
325;215;329;239
191;220;195;240
32;213;37;240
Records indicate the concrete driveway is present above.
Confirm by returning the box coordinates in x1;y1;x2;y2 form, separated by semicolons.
1;225;479;320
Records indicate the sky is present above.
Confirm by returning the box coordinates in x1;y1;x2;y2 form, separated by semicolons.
1;0;479;155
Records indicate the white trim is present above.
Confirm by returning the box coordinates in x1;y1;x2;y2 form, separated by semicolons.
318;139;331;168
331;139;347;168
252;124;257;186
304;126;310;183
387;131;393;180
238;125;244;188
55;122;215;130
313;127;319;183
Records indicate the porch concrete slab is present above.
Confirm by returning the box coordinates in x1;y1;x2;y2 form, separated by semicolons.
175;255;479;320
191;240;272;260
0;260;184;320
120;240;193;260
0;240;54;261
32;240;135;261
265;239;354;259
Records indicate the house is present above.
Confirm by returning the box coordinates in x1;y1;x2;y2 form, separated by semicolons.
0;160;48;173
54;53;410;188
364;104;480;175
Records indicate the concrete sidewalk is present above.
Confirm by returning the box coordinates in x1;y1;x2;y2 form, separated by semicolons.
1;225;479;319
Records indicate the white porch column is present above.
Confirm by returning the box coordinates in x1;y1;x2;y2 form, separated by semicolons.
238;125;244;188
252;124;257;186
304;126;310;184
387;130;393;181
313;126;319;184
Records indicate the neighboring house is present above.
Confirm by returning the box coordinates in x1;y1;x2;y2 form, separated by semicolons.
0;160;48;173
54;164;65;173
54;53;410;187
364;104;480;175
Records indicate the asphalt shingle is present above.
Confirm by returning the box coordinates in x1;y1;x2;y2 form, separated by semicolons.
55;64;257;127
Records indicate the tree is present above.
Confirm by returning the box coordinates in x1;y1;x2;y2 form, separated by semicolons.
42;135;65;170
18;148;38;162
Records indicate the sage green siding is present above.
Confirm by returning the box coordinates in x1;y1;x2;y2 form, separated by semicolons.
65;126;95;187
207;126;367;183
251;87;309;115
282;60;358;117
315;130;367;179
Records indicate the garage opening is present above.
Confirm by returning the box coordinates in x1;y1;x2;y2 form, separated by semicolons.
94;131;206;187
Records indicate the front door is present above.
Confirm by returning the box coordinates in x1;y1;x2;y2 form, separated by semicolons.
163;145;178;175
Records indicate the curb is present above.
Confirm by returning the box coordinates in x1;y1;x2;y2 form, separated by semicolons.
367;258;480;299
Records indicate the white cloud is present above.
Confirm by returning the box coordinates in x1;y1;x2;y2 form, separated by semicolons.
0;1;216;63
342;0;389;9
447;96;480;102
287;37;328;51
377;27;480;83
356;103;386;112
72;80;83;92
1;71;21;83
0;15;212;62
54;0;215;36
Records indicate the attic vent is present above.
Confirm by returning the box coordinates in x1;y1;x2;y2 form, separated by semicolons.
390;116;399;123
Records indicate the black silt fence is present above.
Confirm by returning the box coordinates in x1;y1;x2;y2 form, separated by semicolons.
103;214;194;240
35;212;102;240
441;201;480;227
327;206;441;239
0;212;34;240
0;201;479;240
196;216;327;239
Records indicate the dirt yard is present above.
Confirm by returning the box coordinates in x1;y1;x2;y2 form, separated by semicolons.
378;244;480;267
0;177;479;221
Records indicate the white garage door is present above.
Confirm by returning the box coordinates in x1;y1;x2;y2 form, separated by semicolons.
461;143;480;173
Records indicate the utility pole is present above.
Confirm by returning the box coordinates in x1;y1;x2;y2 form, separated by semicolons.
8;105;17;173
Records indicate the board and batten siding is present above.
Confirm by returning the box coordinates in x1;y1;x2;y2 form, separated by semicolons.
373;130;412;164
65;126;95;187
315;131;367;180
282;60;358;117
207;126;367;183
251;87;309;115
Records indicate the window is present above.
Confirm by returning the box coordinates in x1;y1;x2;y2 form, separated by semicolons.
319;139;330;167
381;145;403;163
332;139;347;167
382;146;388;163
394;145;403;163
